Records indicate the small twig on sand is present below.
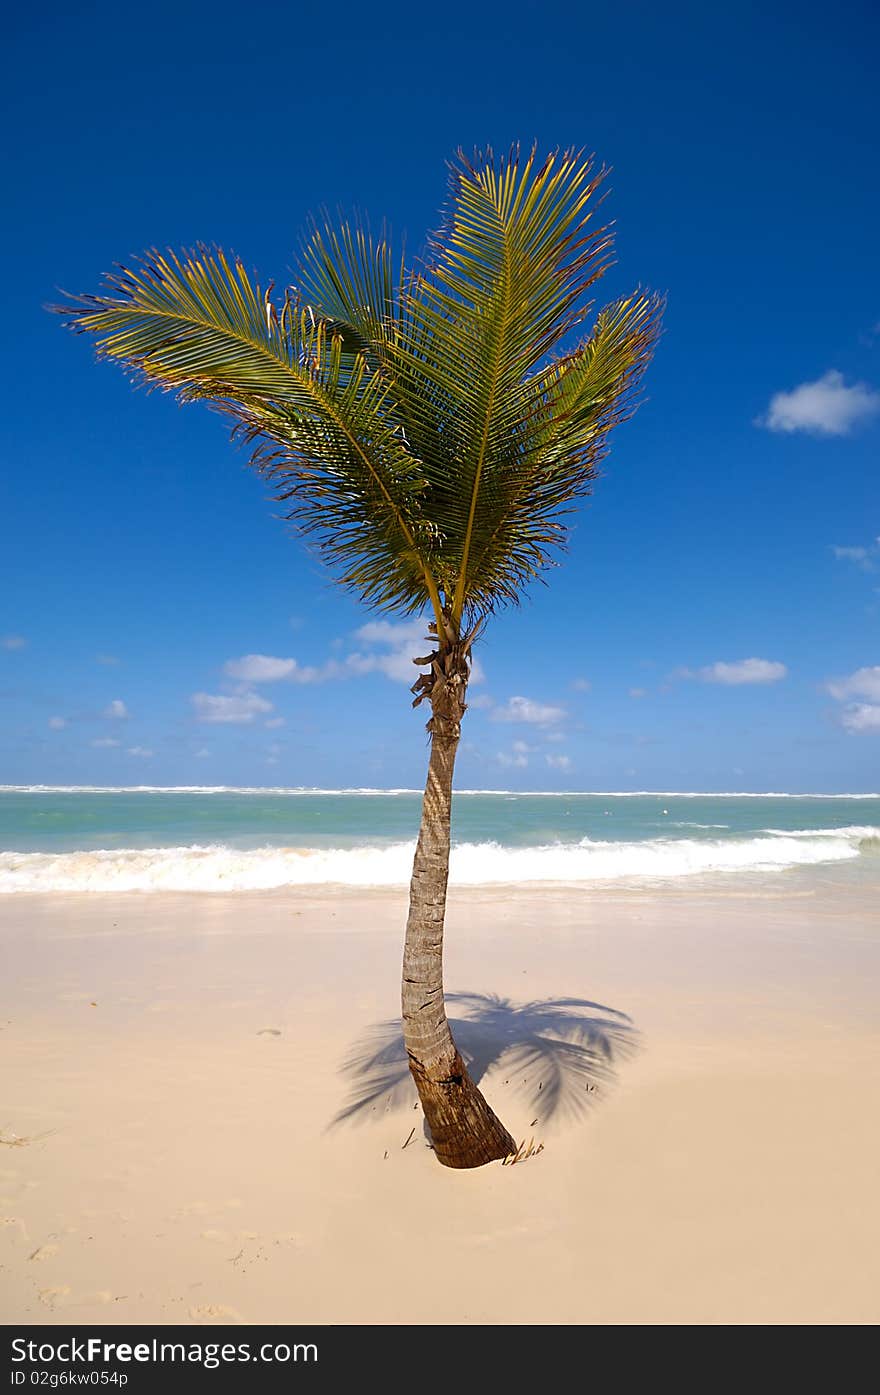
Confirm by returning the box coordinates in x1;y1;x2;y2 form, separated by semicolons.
502;1138;545;1167
401;1127;416;1150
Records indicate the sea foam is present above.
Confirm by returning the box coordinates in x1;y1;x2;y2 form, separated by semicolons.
0;826;875;893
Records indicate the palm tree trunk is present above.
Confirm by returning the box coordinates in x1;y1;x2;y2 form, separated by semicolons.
402;643;516;1168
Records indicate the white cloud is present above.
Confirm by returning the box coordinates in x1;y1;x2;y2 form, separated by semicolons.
467;693;494;710
217;619;490;703
682;658;788;686
831;538;879;572
103;699;129;719
497;741;530;768
221;619;477;693
629;687;647;699
264;717;285;729
825;667;880;734
96;653;119;666
1;635;26;650
349;620;486;686
346;622;424;683
832;545;869;565
839;704;880;732
463;649;487;681
224;654;315;683
194;748;211;758
192;691;274;724
350;621;454;684
48;716;67;730
570;677;591;692
759;370;880;436
354;620;423;648
497;739;536;766
826;666;880;703
545;753;571;771
492;695;567;726
127;746;154;758
91;737;120;748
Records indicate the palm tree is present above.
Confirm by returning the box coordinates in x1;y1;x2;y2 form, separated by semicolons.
58;146;662;1169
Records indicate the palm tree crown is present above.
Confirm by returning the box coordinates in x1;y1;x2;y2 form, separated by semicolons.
59;146;662;640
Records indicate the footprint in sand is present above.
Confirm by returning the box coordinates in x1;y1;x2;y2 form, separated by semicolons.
201;1228;261;1244
188;1303;243;1325
176;1200;212;1218
38;1285;71;1309
178;1198;245;1221
38;1286;114;1310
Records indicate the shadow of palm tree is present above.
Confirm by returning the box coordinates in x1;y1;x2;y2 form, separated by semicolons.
332;992;638;1130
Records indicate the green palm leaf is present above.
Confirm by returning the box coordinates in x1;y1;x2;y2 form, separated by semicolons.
396;146;614;622
456;290;664;613
58;149;662;637
59;249;445;621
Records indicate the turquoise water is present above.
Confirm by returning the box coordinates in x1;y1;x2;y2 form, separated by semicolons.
0;788;878;853
0;788;877;892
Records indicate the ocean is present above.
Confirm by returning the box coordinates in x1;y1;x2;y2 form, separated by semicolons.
0;787;877;893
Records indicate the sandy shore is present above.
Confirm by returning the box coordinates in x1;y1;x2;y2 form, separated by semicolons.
1;871;878;1325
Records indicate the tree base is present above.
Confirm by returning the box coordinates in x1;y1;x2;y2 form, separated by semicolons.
409;1050;517;1168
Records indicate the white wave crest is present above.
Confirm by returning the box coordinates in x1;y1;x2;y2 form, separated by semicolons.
762;825;880;840
0;827;876;893
1;786;878;797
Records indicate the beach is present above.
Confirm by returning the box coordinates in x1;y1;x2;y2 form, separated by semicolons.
2;860;878;1325
7;0;879;1337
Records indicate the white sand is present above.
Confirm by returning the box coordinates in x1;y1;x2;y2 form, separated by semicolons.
1;873;878;1324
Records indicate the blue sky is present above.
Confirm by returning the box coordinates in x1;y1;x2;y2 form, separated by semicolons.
3;0;878;792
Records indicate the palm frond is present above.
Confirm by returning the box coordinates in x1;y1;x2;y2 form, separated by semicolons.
298;218;400;360
57;250;445;622
453;290;664;613
58;150;663;639
394;145;614;623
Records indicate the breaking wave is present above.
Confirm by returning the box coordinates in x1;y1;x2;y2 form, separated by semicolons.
1;826;876;893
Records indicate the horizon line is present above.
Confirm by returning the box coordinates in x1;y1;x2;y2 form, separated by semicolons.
1;785;878;799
